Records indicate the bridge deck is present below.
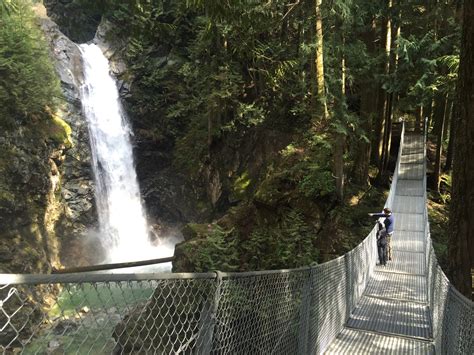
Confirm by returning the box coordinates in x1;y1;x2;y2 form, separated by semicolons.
325;135;435;354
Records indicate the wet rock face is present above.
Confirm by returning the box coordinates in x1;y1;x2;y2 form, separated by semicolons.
93;20;198;226
0;126;63;273
0;119;65;343
0;6;87;274
93;20;131;99
43;0;102;43
37;7;98;266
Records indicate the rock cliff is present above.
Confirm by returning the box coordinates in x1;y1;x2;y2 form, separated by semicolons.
35;5;100;267
0;4;101;272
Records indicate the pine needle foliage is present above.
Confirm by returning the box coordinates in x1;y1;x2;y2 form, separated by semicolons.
241;209;318;270
99;0;319;181
0;0;61;128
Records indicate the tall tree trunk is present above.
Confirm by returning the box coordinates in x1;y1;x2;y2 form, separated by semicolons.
308;4;317;107
334;35;345;202
444;103;456;172
449;0;474;300
381;3;400;175
425;98;433;131
432;93;447;137
353;85;374;185
443;100;453;143
381;93;394;173
334;136;344;202
373;0;392;166
353;19;377;185
314;0;327;120
415;106;423;133
431;94;447;191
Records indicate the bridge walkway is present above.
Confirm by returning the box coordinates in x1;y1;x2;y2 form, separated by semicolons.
325;134;435;354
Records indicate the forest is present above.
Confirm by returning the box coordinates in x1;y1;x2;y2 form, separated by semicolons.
0;0;472;301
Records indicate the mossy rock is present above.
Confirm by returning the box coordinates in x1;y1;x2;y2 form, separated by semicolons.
174;224;239;273
0;186;16;211
181;223;213;241
173;238;214;272
230;171;251;201
43;112;73;148
254;173;289;207
51;114;72;145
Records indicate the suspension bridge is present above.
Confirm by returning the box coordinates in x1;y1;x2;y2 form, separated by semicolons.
0;125;472;354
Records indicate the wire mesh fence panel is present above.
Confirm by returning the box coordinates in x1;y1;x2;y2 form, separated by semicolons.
426;232;432;290
0;283;57;353
345;232;376;312
440;285;474;355
426;235;447;349
112;279;217;354
211;269;309;355
307;256;347;354
0;276;217;354
426;223;474;355
428;258;473;355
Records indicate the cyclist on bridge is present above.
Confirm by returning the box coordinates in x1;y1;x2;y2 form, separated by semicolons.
368;207;394;261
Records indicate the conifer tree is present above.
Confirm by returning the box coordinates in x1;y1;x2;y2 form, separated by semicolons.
0;0;60;128
449;0;474;300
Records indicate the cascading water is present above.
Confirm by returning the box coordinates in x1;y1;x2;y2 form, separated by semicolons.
79;43;173;267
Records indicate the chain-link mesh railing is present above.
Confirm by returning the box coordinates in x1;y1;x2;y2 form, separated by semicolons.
425;218;474;354
422;118;474;355
0;240;380;355
0;250;380;355
1;122;472;354
0;273;219;354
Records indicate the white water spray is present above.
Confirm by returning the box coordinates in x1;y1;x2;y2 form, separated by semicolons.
79;43;174;267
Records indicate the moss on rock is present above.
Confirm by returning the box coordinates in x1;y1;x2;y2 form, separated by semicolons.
50;112;73;147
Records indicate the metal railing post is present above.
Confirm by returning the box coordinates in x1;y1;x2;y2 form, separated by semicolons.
195;271;223;355
344;252;354;320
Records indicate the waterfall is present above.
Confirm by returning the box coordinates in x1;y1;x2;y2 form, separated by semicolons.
79;43;173;267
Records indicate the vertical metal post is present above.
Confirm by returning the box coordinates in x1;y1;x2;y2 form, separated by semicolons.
195;271;223;355
344;252;354;322
424;116;428;146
